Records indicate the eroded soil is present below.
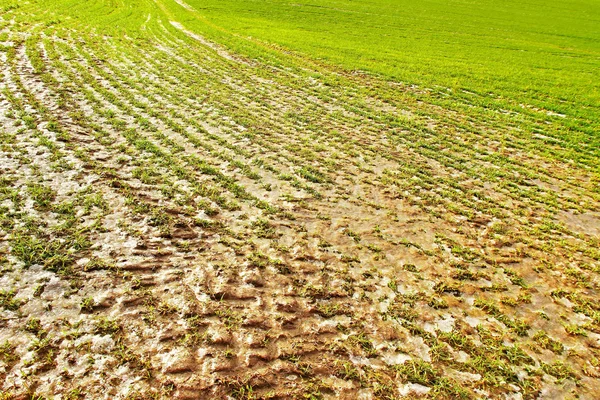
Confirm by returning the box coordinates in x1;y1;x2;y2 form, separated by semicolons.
1;2;600;399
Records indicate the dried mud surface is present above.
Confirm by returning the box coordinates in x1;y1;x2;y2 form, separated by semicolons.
1;3;600;399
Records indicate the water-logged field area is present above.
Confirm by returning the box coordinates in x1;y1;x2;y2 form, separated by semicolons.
0;0;599;399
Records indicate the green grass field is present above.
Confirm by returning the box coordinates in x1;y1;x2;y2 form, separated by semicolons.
185;0;600;110
1;0;600;398
176;0;600;153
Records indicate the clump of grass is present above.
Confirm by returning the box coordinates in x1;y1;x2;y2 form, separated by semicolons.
541;361;578;383
482;283;509;292
25;317;47;339
334;360;360;380
564;323;587;337
250;218;278;239
452;269;477;281
387;279;397;292
532;331;563;354
298;165;327;183
94;317;121;335
474;298;530;336
84;258;116;272
504;268;528;288
348;332;377;357
0;289;21;311
344;229;361;243
22;115;37;129
80;296;95;313
248;251;285;271
27;183;56;210
394;359;469;398
10;233;73;272
215;307;243;330
315;302;345;318
0;340;17;363
428;296;448;309
403;263;418;272
434;281;462;296
385;302;418;322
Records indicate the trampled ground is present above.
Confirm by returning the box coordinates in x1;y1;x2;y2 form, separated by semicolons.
0;0;599;399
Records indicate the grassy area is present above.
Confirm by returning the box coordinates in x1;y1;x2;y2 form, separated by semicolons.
1;0;599;398
180;0;600;125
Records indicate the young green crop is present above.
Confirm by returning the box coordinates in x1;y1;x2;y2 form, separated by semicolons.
1;0;599;398
163;0;600;169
